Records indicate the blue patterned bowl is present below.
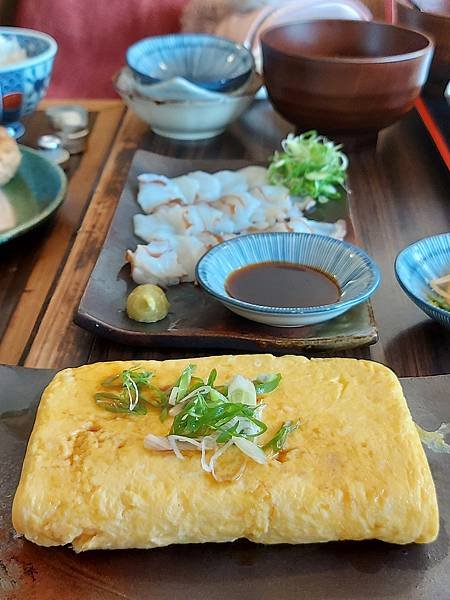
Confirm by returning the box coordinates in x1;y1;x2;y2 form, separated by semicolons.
0;27;57;138
126;34;254;92
196;232;380;327
395;233;450;329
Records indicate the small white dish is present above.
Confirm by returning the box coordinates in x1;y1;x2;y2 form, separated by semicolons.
114;68;261;140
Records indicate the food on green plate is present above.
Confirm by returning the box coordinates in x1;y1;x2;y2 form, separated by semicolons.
0;126;21;186
13;355;439;551
429;273;450;311
267;130;348;204
126;283;169;323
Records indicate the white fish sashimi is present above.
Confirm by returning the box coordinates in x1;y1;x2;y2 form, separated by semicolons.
188;171;222;202
251;185;292;226
130;165;347;287
302;218;347;240
176;236;209;282
128;231;238;286
134;212;179;242
265;217;346;240
238;166;268;189
137;174;186;214
126;241;186;286
135;204;236;239
190;204;236;234
171;175;199;204
196;231;237;249
214;170;247;195
215;193;262;233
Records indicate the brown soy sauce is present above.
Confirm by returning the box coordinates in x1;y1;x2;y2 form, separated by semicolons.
226;262;340;308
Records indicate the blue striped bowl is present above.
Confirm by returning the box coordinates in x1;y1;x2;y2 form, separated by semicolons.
196;233;380;327
395;232;450;329
126;34;254;92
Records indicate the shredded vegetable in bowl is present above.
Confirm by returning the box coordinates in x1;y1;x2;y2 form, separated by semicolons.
94;364;300;482
268;131;348;204
429;273;450;311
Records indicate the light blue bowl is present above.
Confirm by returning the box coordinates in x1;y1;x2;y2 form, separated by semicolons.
196;232;380;327
126;34;254;92
0;26;57;138
395;232;450;329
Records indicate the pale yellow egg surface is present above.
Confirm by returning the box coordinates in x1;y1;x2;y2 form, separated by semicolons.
12;355;439;552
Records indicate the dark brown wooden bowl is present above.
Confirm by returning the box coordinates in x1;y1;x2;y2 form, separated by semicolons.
261;20;434;145
396;0;450;94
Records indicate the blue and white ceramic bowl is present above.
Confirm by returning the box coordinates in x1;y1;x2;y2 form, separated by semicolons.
0;27;57;138
126;34;254;92
395;232;450;329
196;232;380;327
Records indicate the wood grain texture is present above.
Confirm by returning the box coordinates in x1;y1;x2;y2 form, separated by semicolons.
0;102;125;365
1;99;449;376
24;111;147;369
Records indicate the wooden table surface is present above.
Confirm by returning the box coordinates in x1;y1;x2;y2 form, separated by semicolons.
0;99;449;377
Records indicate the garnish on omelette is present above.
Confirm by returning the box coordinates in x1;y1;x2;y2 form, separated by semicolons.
95;363;297;480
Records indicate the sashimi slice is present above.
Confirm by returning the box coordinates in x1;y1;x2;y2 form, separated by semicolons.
126;241;186;286
214;170;247;195
171;175;199;204
238;166;268;189
137;174;186;214
188;171;222;202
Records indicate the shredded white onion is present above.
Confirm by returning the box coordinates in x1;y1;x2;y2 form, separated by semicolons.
228;375;256;406
144;433;205;453
168;435;185;459
430;274;450;302
144;432;265;481
200;435;218;472
232;436;267;465
144;434;172;451
168;386;179;405
169;385;213;414
210;439;234;480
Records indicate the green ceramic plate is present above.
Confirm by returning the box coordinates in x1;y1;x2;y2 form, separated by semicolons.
0;145;67;244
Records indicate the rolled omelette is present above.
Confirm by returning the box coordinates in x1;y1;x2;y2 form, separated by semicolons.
12;355;439;552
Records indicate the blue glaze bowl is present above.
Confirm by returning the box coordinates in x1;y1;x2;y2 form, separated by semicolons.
126;34;254;92
0;27;57;138
196;232;380;327
395;232;450;329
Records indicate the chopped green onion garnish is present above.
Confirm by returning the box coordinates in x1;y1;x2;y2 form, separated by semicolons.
95;365;164;415
207;368;217;387
263;420;300;454
268;131;348;204
95;392;148;415
228;374;257;406
97;363;293;481
253;373;282;395
176;364;196;402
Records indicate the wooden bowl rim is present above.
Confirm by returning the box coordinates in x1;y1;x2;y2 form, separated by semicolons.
260;19;434;64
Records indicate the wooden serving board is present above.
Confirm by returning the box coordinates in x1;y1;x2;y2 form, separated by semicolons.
0;364;448;599
75;151;377;352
